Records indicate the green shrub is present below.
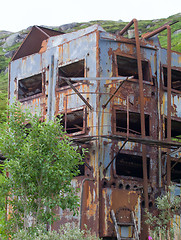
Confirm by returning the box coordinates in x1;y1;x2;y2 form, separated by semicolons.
146;185;181;240
13;224;101;240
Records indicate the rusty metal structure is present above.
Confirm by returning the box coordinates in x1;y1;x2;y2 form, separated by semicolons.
9;21;181;239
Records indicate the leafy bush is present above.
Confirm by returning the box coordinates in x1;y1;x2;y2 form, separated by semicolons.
13;224;101;240
0;102;84;233
146;185;181;240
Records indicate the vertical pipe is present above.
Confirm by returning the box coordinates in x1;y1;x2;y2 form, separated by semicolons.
96;29;101;238
167;26;171;187
157;49;162;188
134;19;149;211
65;95;67;132
127;96;129;137
48;55;54;121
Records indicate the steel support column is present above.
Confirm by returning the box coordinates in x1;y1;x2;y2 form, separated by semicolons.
166;26;172;187
141;24;172;187
134;19;149;211
134;19;149;240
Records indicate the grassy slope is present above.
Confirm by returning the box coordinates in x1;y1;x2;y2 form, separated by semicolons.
71;13;181;51
0;14;180;122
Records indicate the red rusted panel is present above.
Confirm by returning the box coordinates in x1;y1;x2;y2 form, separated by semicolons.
100;188;141;238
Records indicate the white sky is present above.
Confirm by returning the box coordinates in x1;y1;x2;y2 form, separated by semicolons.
1;0;180;32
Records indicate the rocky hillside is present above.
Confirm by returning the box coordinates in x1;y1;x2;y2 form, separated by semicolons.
0;13;180;123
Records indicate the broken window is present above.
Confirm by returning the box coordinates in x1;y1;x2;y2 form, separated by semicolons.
18;73;42;100
58;108;86;135
116;153;150;178
171;160;181;183
115;110;150;136
165;118;181;140
163;67;181;91
58;60;85;88
116;55;151;82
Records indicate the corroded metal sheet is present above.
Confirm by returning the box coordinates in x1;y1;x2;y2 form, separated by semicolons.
100;188;141;238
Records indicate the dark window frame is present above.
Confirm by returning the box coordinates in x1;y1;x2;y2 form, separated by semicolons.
162;65;181;93
113;106;150;137
171;159;181;183
115;152;150;179
57;59;85;91
164;117;181;140
58;106;87;136
18;72;45;101
114;53;153;84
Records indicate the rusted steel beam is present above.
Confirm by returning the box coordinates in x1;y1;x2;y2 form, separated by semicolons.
134;20;146;137
169;147;181;156
103;138;128;174
142;21;178;39
134;19;149;213
170;159;181;170
167;26;172;187
70;76;131;81
119;19;134;36
102;78;127;109
84;162;93;171
61;77;93;111
102;76;133;108
48;55;54;121
73;135;181;148
65;95;67;134
142;22;173;187
127;96;129;138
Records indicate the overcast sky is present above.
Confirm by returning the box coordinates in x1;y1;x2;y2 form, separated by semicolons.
1;0;180;32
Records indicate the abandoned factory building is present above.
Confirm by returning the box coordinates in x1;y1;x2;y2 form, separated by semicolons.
9;20;181;239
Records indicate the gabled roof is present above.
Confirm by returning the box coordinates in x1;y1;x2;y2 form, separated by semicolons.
11;26;64;61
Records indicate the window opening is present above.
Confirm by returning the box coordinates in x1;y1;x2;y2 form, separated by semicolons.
77;163;85;176
116;153;150;178
171;161;181;183
116;55;151;82
163;67;181;91
165;118;181;140
18;73;42;100
58;60;84;88
74;147;88;177
58;109;85;135
115;110;150;136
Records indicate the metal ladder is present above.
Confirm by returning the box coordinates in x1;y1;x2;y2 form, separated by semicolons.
111;209;139;240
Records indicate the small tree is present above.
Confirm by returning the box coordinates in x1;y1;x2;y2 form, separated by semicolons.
0;102;84;234
146;186;181;240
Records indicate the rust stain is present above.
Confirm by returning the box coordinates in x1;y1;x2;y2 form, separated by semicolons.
39;39;48;54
